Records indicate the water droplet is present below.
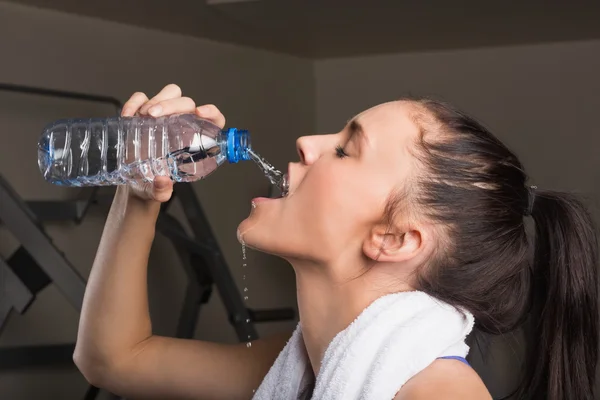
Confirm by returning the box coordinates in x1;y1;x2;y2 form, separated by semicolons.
243;275;246;280
244;296;249;301
247;335;251;339
246;342;252;348
243;263;247;267
244;287;248;292
246;318;250;323
252;389;256;393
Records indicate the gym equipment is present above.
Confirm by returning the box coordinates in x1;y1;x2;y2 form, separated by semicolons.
0;83;295;399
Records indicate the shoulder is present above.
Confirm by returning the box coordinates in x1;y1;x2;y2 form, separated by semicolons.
394;359;492;400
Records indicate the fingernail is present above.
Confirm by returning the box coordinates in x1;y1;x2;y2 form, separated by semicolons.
121;108;132;116
149;105;162;117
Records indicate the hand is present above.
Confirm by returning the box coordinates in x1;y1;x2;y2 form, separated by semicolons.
120;84;227;202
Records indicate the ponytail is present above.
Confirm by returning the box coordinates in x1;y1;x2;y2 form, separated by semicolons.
401;98;598;398
521;190;599;399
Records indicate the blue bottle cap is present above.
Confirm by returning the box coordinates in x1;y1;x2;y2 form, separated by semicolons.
224;128;251;163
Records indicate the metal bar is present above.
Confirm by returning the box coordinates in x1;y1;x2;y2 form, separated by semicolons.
156;214;216;257
0;83;122;110
0;83;122;225
165;216;214;339
7;246;52;295
83;386;100;400
83;388;124;400
0;256;34;314
0;344;75;369
0;297;13;335
0;175;86;310
248;308;295;323
173;183;258;341
170;238;203;339
77;187;101;224
0;83;123;400
26;201;85;222
25;197;99;224
175;283;203;339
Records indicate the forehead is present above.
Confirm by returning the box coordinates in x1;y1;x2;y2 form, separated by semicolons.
350;101;422;201
354;101;421;145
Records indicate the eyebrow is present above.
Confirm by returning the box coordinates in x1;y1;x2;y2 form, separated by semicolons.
347;118;367;145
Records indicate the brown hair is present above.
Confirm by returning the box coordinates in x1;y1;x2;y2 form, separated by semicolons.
395;97;599;399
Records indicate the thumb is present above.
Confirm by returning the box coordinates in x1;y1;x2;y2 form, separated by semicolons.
151;176;173;202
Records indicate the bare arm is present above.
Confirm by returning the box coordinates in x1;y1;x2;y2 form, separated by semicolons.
73;185;158;376
74;85;289;399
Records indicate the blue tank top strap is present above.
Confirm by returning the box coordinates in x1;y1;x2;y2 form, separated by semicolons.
437;356;470;367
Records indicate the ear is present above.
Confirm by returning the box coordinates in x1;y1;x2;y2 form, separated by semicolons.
362;223;423;263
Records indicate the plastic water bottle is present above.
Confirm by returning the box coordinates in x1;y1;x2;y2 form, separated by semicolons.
37;114;251;187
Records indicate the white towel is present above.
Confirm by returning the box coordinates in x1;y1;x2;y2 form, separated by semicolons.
253;291;474;400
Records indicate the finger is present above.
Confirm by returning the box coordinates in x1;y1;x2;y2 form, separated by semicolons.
147;97;196;117
151;176;173;202
195;104;226;129
122;92;149;117
139;84;183;115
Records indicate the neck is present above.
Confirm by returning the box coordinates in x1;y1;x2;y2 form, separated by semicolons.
291;257;413;376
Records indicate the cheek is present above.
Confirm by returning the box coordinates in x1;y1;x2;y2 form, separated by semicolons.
298;164;385;236
288;168;340;228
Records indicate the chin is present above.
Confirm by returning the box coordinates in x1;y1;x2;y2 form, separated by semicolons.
237;198;279;250
237;217;268;251
236;218;294;259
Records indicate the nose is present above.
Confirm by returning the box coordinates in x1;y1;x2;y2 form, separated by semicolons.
296;135;325;165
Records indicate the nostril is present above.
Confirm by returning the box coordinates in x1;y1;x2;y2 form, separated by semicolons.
297;148;305;163
296;137;306;163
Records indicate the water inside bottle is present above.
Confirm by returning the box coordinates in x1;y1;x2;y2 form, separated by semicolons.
38;115;223;186
247;149;288;197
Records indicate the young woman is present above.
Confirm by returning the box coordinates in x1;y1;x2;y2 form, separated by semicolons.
74;84;598;399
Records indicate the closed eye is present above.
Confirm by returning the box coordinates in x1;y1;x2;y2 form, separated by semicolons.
335;145;348;158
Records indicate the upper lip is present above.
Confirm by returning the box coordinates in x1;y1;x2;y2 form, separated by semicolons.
284;163;292;194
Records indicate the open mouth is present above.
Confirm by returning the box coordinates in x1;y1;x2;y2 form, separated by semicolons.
264;171;289;199
246;149;289;198
269;171;288;198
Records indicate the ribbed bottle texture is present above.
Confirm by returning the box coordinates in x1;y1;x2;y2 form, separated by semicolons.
38;114;251;187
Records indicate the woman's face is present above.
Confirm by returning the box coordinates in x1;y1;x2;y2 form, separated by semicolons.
238;101;421;264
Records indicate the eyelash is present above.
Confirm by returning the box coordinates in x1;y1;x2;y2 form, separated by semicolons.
335;145;348;159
